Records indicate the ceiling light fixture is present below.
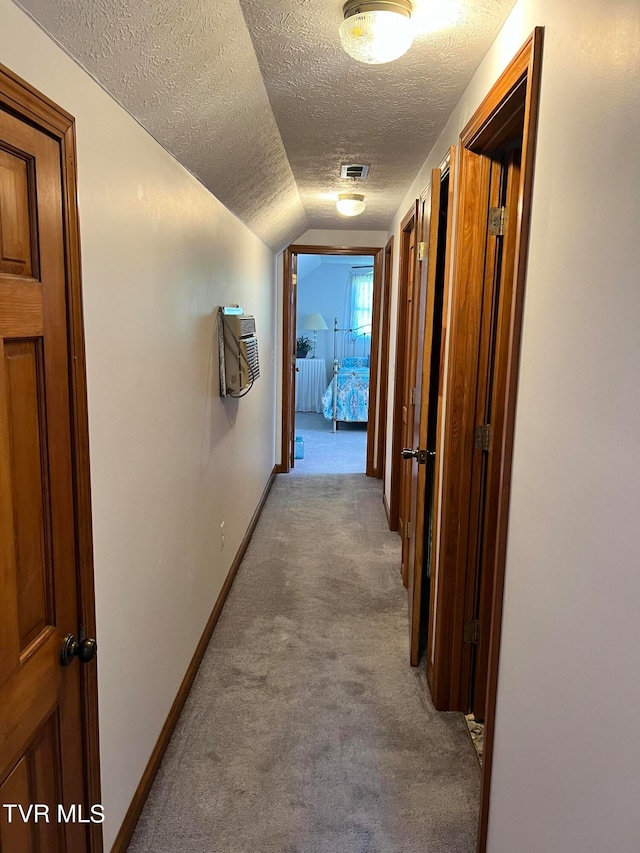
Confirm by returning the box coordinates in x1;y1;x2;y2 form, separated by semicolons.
339;0;414;65
336;192;366;216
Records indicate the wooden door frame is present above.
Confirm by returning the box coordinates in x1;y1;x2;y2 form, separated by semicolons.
281;244;384;476
425;148;456;683
0;63;103;852
418;29;543;852
387;203;418;530
408;149;455;665
476;29;543;852
406;177;438;664
374;236;393;480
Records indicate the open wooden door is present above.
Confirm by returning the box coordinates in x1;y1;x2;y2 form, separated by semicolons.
406;154;456;668
403;181;435;662
0;66;101;852
429;31;543;728
405;160;458;666
397;205;418;582
459;144;523;720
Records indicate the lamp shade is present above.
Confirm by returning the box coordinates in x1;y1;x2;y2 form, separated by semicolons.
339;0;414;65
304;312;329;331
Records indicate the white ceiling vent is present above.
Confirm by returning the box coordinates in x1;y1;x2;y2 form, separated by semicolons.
340;163;370;180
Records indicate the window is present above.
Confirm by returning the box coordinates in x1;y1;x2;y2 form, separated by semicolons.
348;267;374;336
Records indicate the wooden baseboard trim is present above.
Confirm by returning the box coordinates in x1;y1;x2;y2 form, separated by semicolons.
382;491;391;527
110;466;278;853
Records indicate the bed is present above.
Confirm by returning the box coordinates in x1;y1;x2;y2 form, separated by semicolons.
321;317;371;431
321;356;370;429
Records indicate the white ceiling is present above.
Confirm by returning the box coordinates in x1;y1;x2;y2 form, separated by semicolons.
14;0;516;250
297;253;373;280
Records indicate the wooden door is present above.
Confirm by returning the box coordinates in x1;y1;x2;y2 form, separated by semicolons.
289;254;298;469
0;83;95;851
281;249;298;472
389;204;417;533
429;31;543;729
461;145;522;720
398;218;418;585
405;170;450;666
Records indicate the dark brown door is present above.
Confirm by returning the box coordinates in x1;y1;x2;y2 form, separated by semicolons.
0;95;92;851
398;220;417;585
406;167;454;666
414;156;455;670
461;145;522;720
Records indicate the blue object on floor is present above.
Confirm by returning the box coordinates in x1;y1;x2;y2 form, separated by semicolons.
294;436;304;459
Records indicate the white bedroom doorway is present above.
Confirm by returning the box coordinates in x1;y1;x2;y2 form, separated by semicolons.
281;244;386;477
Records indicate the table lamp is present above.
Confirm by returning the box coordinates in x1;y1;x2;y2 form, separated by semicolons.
303;312;329;358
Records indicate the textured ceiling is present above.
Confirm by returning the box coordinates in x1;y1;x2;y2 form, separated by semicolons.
14;0;516;250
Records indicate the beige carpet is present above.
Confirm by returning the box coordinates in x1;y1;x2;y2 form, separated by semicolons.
128;474;480;852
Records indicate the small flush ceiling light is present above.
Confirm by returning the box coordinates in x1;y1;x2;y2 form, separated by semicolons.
336;193;366;216
339;0;414;65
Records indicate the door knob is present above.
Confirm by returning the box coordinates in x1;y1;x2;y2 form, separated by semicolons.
60;633;97;666
402;448;435;464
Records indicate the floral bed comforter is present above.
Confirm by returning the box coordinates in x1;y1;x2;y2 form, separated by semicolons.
322;357;370;423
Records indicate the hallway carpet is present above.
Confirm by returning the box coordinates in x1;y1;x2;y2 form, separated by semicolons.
128;475;480;853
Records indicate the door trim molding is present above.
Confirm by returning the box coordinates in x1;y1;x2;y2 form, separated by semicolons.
476;28;544;853
281;244;384;476
375;236;394;479
0;62;103;853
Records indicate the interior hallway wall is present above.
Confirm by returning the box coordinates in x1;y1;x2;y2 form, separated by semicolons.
1;1;276;848
384;1;640;850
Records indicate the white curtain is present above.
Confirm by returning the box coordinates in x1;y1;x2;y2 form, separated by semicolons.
344;267;374;337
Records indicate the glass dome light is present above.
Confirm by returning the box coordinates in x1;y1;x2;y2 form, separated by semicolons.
336;193;366;216
339;0;414;65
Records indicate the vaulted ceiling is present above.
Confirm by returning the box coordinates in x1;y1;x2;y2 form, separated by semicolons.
15;0;516;250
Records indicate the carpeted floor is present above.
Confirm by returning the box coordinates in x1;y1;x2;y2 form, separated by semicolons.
128;474;480;852
292;412;367;475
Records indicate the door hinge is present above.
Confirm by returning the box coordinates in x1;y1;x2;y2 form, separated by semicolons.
410;387;416;405
488;206;507;236
474;424;493;452
417;241;426;261
406;521;412;540
463;620;480;644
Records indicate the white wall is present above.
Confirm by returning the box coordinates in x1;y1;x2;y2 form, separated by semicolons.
295;228;388;248
385;1;640;850
0;2;276;848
